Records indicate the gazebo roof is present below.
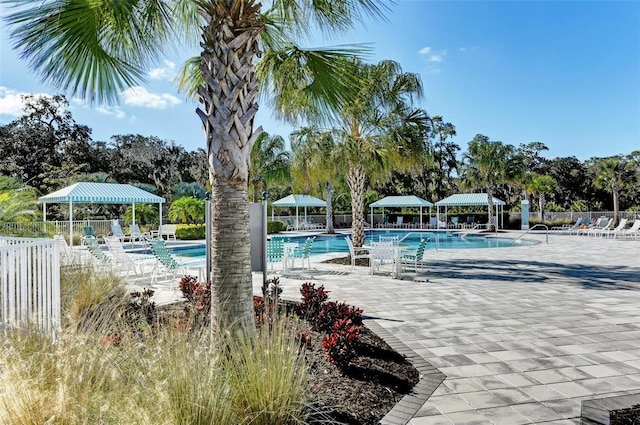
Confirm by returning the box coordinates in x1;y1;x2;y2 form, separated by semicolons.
435;193;505;206
38;182;165;204
272;194;327;207
370;195;433;208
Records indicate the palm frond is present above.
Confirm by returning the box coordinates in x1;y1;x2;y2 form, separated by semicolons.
257;44;371;126
4;0;177;104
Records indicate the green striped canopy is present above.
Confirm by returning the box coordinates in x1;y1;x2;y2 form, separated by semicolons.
39;182;165;204
435;193;505;206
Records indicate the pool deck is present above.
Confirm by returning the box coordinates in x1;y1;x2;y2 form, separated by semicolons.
154;230;640;424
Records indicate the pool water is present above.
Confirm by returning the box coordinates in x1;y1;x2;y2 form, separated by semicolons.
173;230;535;258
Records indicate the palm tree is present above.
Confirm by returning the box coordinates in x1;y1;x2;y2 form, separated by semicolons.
124;203;160;226
593;158;625;225
332;60;430;247
527;174;556;222
249;132;291;203
4;1;390;333
290;127;339;233
461;135;514;231
168;196;206;224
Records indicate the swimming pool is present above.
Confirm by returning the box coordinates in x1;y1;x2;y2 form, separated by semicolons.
173;230;536;258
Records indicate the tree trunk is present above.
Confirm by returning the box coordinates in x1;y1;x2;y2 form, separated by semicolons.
613;188;619;226
486;187;495;232
197;4;263;335
325;181;335;234
539;193;545;222
348;165;366;247
209;177;254;333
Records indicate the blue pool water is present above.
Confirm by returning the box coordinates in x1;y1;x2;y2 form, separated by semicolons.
173;230;535;258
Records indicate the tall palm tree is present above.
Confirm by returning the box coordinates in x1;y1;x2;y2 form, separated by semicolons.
461;134;514;231
593;158;625;225
527;174;556;222
4;0;390;333
290;127;339;233
249;132;291;203
332;59;430;247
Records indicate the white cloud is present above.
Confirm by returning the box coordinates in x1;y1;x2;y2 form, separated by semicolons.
149;60;177;81
121;86;181;109
96;105;126;119
418;46;446;64
0;87;51;117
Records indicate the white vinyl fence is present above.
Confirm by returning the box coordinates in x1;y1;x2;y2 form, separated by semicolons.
0;237;61;333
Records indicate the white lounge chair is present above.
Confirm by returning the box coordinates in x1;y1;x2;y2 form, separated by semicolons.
613;219;639;240
587;218;614;237
345;236;370;270
601;218;628;239
129;223;152;246
575;217;606;236
103;236;156;277
618;219;640;240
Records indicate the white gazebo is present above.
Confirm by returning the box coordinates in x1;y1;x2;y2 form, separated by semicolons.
39;182;166;246
435;193;506;229
271;194;327;230
369;195;433;229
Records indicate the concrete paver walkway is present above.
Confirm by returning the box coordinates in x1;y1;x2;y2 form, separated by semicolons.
248;231;640;424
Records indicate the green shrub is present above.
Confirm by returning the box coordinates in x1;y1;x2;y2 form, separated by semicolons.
267;220;285;234
176;224;205;240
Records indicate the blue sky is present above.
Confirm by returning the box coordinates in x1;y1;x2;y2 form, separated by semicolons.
1;0;638;160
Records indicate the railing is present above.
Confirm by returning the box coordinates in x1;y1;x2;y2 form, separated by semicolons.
0;237;61;334
458;224;487;239
398;231;439;251
509;224;549;245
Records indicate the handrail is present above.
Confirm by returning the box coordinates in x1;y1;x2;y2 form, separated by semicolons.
510;223;549;245
398;231;439;250
459;224;485;239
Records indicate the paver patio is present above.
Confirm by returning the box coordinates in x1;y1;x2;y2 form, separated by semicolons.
246;230;640;424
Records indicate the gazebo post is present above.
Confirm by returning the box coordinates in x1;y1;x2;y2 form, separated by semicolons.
42;203;46;234
132;203;136;225
158;203;163;238
69;201;73;248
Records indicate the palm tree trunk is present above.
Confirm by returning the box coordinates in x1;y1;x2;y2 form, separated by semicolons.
325;181;335;234
613;188;619;226
486;187;495;232
209;177;254;332
348;165;366;247
540;194;545;222
197;3;263;334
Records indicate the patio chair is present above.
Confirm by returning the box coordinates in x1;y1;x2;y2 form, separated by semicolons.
103;236;156;277
81;225;99;245
266;238;285;270
575;217;606;236
129;223;153;246
84;237;113;272
552;217;582;233
601;218;628;239
54;234;91;265
292;236;315;270
369;242;396;276
149;240;205;284
393;216;404;228
111;223;130;243
379;235;399;246
401;238;428;272
617;219;640;240
450;217;459;229
586;218;614;237
345;236;370;270
377;216;389;228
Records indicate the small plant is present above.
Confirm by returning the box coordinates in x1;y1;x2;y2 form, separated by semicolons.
313;301;363;333
255;277;283;325
322;318;361;368
296;282;330;321
179;275;211;331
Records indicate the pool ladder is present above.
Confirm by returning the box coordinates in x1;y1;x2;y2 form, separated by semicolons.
509;223;549;245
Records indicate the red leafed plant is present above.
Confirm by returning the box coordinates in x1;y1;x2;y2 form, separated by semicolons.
313;301;363;333
322;318;361;367
296;282;330;321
